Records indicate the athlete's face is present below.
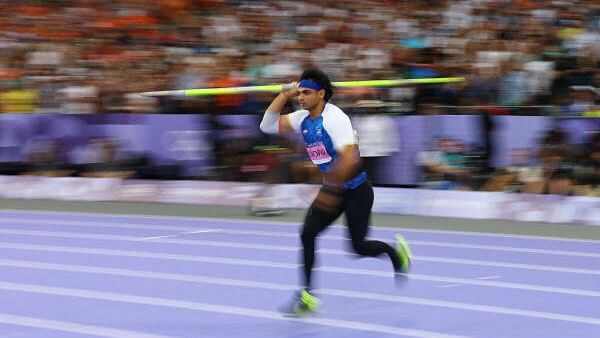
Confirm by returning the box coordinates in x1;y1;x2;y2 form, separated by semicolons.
297;87;325;110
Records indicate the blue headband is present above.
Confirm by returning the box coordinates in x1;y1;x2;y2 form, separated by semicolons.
298;79;323;91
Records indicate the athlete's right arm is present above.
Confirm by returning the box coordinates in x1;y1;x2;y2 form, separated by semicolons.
260;83;297;134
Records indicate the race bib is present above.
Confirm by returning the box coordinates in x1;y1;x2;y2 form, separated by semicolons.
306;143;332;165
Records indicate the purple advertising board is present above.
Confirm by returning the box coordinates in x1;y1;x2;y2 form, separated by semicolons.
375;115;599;185
0;114;213;176
0;114;597;184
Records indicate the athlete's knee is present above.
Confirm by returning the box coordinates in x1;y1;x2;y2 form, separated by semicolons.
301;221;321;245
302;207;333;238
300;226;317;244
351;239;369;255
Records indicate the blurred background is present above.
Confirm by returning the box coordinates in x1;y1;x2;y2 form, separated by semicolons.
0;0;598;198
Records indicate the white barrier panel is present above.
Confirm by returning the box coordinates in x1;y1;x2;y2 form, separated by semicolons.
374;188;500;219
373;188;600;226
0;176;597;226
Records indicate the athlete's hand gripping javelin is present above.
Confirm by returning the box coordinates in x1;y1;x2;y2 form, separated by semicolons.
281;81;299;98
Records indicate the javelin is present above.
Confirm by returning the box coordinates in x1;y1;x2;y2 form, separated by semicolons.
138;77;465;97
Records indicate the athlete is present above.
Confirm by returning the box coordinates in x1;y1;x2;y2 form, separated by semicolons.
259;68;411;315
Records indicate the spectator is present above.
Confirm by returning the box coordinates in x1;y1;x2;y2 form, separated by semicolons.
352;100;400;185
21;139;73;177
562;86;598;116
78;138;136;178
573;133;600;196
417;137;472;190
484;148;543;193
0;82;39;114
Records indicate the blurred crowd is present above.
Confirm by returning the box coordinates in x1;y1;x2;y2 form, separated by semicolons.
1;0;600;115
418;127;600;196
0;0;598;197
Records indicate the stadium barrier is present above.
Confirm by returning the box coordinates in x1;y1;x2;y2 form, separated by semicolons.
0;175;597;226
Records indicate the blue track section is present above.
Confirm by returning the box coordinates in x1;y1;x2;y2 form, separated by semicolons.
0;209;599;338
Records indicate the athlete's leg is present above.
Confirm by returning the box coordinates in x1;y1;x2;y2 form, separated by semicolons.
300;186;343;289
281;187;343;315
343;182;404;271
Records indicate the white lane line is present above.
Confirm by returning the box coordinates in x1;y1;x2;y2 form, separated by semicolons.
475;276;501;280
0;217;203;232
1;208;599;244
417;257;600;276
211;229;600;259
318;288;600;326
0;226;600;258
436;285;462;289
2;259;600;326
0;282;469;338
408;240;600;259
136;229;222;241
2;332;28;337
0;313;172;338
323;265;600;297
1;229;600;277
0;241;599;298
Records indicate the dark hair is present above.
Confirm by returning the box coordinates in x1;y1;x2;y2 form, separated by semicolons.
299;68;334;101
